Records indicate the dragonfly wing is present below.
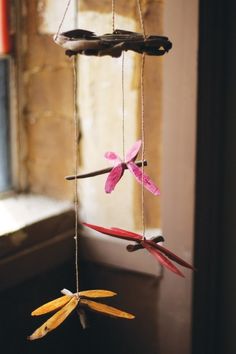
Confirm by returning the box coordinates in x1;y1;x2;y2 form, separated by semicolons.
80;299;135;319
83;223;141;242
143;242;184;277
28;297;78;340
111;227;142;240
127;161;160;196
79;290;117;298
82;222;140;241
125;140;142;162
31;295;72;316
105;164;124;193
104;151;121;162
147;240;195;270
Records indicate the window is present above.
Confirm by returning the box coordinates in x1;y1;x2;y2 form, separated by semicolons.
0;57;11;193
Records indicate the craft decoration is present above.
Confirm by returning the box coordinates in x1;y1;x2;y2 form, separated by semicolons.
26;0;182;342
53;29;172;58
83;223;195;277
65;140;159;195
104;140;160;195
28;289;135;340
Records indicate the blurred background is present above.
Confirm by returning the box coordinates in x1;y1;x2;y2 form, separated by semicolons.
0;0;235;353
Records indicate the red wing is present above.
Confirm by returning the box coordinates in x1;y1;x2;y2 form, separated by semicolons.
143;242;184;277
105;164;124;193
111;227;142;240
147;240;195;270
83;223;141;242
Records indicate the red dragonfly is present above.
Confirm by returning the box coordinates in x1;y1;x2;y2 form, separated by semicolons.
83;223;195;277
105;140;160;195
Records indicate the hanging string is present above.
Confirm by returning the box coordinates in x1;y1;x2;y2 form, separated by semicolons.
112;0;116;32
136;0;146;239
121;52;125;160
136;0;146;38
72;0;80;296
73;56;80;296
55;0;72;40
140;53;146;239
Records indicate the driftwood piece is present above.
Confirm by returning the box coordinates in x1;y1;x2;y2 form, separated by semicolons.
54;29;172;58
65;160;147;180
126;235;165;252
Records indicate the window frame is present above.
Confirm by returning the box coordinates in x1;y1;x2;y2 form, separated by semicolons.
0;55;12;193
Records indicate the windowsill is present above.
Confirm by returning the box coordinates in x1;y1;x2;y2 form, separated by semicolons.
0;194;73;236
0;194;161;291
0;194;75;291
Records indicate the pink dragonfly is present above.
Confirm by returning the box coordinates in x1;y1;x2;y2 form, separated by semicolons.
105;140;160;195
83;223;195;277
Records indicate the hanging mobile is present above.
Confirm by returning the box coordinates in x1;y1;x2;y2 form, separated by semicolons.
28;0;134;340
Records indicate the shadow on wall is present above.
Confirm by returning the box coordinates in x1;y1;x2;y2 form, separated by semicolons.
0;260;160;354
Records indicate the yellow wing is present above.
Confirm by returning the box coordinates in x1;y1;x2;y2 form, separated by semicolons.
31;295;72;316
80;299;135;320
79;289;117;298
28;296;78;340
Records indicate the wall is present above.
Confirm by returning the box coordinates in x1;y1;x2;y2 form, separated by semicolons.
161;1;198;353
16;0;75;199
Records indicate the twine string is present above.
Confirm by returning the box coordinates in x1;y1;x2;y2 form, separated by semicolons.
121;52;125;160
136;0;146;38
56;0;80;296
73;57;80;296
112;0;116;32
141;53;146;239
55;0;72;40
73;0;80;297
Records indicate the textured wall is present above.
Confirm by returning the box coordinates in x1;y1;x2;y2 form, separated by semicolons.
19;0;74;199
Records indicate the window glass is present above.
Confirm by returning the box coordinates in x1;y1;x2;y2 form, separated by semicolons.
0;57;11;192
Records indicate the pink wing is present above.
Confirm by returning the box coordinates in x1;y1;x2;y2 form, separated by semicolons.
105;164;124;193
143;242;184;277
147;240;195;270
125;140;142;162
83;223;141;242
104;151;122;163
127;161;160;196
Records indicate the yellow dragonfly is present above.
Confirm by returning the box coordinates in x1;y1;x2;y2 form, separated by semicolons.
28;289;135;340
